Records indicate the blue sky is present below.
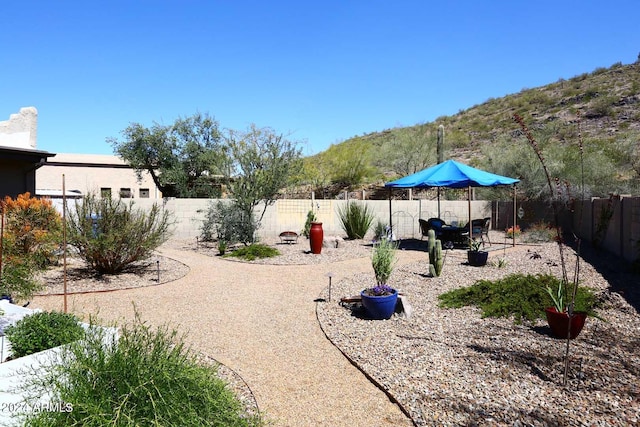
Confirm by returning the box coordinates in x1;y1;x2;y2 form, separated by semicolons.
2;1;639;156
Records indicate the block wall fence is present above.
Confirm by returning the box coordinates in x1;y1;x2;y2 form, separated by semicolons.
55;195;640;263
495;196;640;263
110;198;493;241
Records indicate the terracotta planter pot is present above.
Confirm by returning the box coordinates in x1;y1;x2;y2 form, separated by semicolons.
309;222;323;254
544;307;587;339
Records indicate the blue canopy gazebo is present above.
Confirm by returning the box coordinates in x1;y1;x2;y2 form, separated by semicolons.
384;159;520;244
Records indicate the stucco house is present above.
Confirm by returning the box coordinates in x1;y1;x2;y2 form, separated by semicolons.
36;153;162;200
0;107;55;198
1;107;162;200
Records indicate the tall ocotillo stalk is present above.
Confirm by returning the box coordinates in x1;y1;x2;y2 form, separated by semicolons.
513;113;581;387
437;125;444;164
427;229;444;277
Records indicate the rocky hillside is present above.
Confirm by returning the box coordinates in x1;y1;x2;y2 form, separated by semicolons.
295;60;640;199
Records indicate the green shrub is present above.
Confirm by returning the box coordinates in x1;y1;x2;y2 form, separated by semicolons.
522;221;557;243
371;238;397;285
227;244;279;261
337;201;374;239
373;220;388;240
5;311;84;359
0;193;62;301
20;320;262;427
438;274;599;324
67;194;173;274
0;258;41;303
302;209;317;238
200;201;256;245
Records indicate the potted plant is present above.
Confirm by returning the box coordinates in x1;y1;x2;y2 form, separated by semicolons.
544;280;588;340
467;238;488;267
360;238;398;320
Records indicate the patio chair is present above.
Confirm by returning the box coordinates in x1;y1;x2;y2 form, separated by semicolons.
461;217;491;247
419;218;445;239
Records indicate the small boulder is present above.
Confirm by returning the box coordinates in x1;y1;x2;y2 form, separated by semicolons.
322;236;344;248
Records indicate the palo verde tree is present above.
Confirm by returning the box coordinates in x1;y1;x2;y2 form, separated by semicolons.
382;124;438;176
109;112;230;198
224;124;303;243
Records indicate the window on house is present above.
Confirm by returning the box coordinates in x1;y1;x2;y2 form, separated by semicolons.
100;188;111;198
139;188;150;198
119;188;132;198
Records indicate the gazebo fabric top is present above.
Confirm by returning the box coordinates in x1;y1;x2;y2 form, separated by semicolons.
384;159;519;189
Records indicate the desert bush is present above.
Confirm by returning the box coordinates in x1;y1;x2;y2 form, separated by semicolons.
0;193;62;301
67;194;172;274
1;192;62;267
438;273;598;324
373;220;388;241
0;260;41;302
337;201;374;239
505;225;521;238
20;319;262;426
200;200;256;245
302;209;317;238
522;221;557;243
5;311;84;359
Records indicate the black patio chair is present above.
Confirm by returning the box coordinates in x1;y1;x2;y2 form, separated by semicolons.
419;218;446;239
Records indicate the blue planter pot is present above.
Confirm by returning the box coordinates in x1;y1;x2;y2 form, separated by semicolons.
360;289;398;320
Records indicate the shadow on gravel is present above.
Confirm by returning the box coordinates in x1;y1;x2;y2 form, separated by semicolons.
396;238;428;252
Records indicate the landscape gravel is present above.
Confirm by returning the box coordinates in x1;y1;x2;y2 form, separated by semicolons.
315;238;640;426
31;233;639;426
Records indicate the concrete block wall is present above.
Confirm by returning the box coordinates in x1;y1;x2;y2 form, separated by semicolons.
51;197;496;243
51;195;639;263
112;198;492;242
573;196;640;263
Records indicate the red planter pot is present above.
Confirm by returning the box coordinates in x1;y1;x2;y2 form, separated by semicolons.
309;222;323;254
544;307;587;339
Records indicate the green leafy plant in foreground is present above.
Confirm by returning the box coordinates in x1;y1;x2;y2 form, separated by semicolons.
4;311;85;359
226;243;280;261
20;319;262;427
437;274;599;325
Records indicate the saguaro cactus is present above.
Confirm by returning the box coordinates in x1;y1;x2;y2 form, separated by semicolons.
437;125;444;164
428;229;444;277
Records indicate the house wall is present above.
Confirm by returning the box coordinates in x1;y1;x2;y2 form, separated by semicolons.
0;107;37;149
0;107;54;198
36;153;162;199
0;160;36;198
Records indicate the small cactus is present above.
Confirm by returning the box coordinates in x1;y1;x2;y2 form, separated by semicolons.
428;229;444;277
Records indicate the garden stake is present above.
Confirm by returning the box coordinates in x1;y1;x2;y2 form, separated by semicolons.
327;272;333;301
157;260;160;283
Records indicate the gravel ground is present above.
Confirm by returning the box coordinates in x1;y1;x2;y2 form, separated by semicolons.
30;233;639;426
34;255;189;295
316;236;640;426
32;237;415;427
